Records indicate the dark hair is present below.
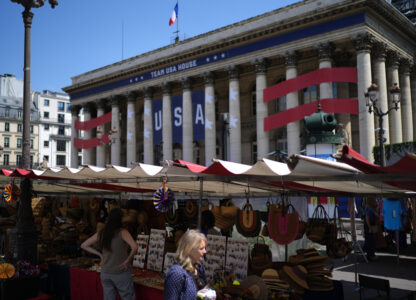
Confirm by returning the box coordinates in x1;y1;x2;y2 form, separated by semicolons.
99;208;123;251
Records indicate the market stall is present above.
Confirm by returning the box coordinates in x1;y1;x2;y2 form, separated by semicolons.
0;151;414;299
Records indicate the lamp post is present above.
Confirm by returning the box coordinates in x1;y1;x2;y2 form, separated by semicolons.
365;83;401;167
11;0;58;263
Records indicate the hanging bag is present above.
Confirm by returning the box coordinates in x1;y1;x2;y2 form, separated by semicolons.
305;204;331;245
250;236;273;275
326;205;353;258
268;203;300;245
236;202;262;237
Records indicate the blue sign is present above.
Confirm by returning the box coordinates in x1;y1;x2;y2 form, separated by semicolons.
193;90;205;141
153;99;162;145
153;90;205;145
172;95;183;143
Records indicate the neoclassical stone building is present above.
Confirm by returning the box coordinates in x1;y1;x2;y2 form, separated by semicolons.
64;0;416;168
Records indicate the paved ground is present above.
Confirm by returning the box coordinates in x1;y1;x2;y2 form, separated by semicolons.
329;220;416;299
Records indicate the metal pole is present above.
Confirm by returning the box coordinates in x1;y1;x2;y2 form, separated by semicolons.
378;114;385;167
21;7;32;170
198;178;203;230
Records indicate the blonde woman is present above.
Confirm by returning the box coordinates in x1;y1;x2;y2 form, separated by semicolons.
164;229;208;300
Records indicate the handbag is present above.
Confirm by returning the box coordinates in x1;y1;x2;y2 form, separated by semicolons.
211;201;235;230
306;204;331;245
220;200;239;218
268;203;299;245
236;202;261;237
326;205;353;258
250;236;273;275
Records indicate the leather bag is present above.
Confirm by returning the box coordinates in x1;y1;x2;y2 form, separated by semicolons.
306;205;331;245
326;205;353;258
250;236;273;276
268;203;300;245
236;203;262;237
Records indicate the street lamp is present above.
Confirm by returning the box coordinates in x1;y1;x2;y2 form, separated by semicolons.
365;82;401;167
11;0;58;264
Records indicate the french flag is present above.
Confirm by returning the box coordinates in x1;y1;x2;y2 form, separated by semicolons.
169;3;178;26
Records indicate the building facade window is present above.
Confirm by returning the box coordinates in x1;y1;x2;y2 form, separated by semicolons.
18;110;22;118
44;99;50;106
30;155;33;168
5;108;10;117
303;85;318;104
56;155;66;166
57;140;66;151
44;155;49;162
16;155;21;167
44;140;49;147
66;103;71;112
17;138;22;148
4;137;9;148
30;125;33;133
44;112;49;119
3;154;9;166
30;139;33;149
4;123;9;132
58;114;65;123
17;124;22;132
44;124;49;130
58;102;65;112
58;125;65;135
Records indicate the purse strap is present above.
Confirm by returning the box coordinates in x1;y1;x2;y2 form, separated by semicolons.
256;235;265;245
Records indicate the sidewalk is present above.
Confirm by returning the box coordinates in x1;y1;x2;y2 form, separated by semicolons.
331;219;416;299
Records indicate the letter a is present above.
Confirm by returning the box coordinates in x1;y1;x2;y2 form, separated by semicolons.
195;104;204;125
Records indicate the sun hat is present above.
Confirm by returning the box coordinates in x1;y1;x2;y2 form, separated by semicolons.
282;265;309;290
261;269;290;291
240;275;268;300
303;258;332;271
288;254;328;265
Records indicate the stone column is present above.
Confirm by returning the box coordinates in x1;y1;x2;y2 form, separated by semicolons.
70;105;80;168
204;72;216;166
110;96;121;165
372;42;390;144
399;58;413;142
386;51;402;144
182;78;193;162
352;33;375;161
285;51;301;155
317;42;334;99
227;65;242;163
95;99;106;167
411;65;416;141
161;82;173;161
254;58;269;160
143;87;154;164
82;103;92;165
126;91;138;167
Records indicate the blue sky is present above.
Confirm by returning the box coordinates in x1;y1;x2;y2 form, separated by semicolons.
1;0;298;93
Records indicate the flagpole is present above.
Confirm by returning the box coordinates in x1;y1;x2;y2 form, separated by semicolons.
175;0;179;42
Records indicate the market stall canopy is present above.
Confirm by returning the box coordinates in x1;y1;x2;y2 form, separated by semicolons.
0;153;413;197
337;145;416;192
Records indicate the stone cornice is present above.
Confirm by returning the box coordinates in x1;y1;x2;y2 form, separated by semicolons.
63;0;416;96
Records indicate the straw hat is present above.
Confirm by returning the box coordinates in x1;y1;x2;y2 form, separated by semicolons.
303;258;332;271
282;265;309;290
240;275;268;300
288;254;328;266
261;269;290;291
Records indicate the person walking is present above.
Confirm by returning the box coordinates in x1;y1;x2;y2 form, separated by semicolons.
81;208;138;300
164;229;208;300
363;198;379;261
